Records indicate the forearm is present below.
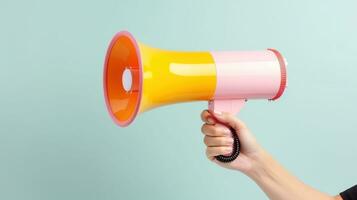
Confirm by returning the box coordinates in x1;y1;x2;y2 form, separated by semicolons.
199;112;343;200
245;149;338;200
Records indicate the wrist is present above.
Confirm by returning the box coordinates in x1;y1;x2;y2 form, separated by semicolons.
243;148;274;181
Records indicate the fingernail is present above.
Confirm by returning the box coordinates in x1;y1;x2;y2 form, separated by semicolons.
207;117;214;124
225;147;233;153
223;128;231;135
214;111;222;115
228;138;234;144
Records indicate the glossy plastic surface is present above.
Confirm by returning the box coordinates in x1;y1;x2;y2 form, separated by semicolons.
139;44;216;112
103;31;142;126
211;50;282;100
104;31;287;127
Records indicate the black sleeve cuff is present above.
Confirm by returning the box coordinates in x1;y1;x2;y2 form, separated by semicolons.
340;185;357;200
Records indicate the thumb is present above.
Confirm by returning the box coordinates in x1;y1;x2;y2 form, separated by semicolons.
211;111;246;132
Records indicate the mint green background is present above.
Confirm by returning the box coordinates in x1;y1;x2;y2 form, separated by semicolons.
1;0;357;199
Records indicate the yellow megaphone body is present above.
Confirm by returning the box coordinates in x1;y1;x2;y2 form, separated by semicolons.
103;31;287;162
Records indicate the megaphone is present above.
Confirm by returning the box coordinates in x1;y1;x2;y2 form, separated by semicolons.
103;31;287;163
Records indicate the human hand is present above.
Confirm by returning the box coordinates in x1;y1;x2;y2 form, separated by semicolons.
200;110;265;173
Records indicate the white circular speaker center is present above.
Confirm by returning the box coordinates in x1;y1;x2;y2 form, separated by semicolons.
122;68;132;92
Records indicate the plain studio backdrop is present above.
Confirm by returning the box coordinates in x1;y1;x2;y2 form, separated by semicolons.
1;0;356;199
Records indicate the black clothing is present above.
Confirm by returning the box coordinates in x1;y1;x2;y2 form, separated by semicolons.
341;185;357;200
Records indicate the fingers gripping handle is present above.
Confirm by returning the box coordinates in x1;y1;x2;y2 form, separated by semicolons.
208;99;245;163
215;125;240;162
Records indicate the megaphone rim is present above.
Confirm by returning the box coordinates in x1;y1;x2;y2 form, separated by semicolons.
103;31;143;127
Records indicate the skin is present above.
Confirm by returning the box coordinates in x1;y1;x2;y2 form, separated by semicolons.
200;110;343;200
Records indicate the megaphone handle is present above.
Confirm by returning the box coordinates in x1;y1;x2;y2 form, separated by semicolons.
215;124;240;163
208;99;246;163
